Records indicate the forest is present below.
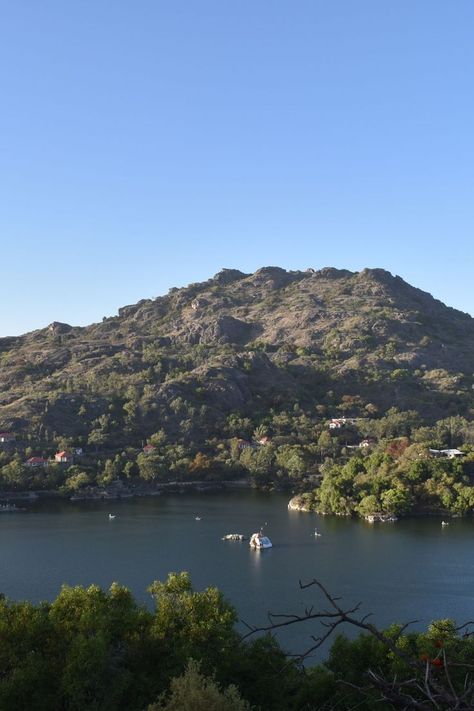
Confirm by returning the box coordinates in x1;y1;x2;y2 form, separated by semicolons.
0;572;472;710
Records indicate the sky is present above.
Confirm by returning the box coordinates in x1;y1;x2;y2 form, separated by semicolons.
1;1;473;336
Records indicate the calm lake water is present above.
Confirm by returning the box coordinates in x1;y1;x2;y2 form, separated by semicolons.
1;491;473;657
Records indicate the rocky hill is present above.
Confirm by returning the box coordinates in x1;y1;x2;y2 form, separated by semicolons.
1;266;473;446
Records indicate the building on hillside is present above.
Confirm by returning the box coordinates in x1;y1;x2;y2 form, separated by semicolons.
25;457;48;468
329;418;357;429
143;444;156;454
257;436;271;445
55;451;74;464
0;432;16;442
429;448;465;459
237;439;253;450
359;438;375;449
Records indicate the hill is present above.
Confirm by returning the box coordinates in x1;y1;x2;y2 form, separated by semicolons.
1;266;473;447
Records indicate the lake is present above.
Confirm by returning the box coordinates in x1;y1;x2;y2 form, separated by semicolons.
1;490;473;658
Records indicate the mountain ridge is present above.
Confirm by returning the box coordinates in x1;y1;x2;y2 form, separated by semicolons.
1;266;473;443
5;266;473;340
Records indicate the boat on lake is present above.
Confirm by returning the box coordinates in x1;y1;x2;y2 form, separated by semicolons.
365;513;398;523
0;503;25;513
222;533;246;541
249;531;272;549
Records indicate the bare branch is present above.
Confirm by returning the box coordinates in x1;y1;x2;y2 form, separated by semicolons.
241;578;474;710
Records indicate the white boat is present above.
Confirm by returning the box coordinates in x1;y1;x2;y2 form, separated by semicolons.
441;520;449;527
314;529;322;537
366;513;398;523
0;503;25;513
195;516;202;521
108;514;116;520
249;531;272;549
222;533;246;541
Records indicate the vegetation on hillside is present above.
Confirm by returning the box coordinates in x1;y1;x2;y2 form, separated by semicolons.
1;267;474;516
2;409;474;517
292;415;474;518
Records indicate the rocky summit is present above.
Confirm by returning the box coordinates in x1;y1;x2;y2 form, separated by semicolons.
1;266;473;444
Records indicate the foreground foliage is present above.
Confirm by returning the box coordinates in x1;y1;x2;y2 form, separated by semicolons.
149;660;251;711
0;573;473;710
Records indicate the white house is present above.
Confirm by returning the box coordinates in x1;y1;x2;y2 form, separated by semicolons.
429;448;465;459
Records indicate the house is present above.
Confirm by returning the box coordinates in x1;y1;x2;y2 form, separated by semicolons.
443;449;465;458
237;439;253;450
257;436;271;445
359;439;375;449
329;418;357;429
429;448;465;459
0;432;15;443
143;444;156;454
25;457;48;468
55;451;74;464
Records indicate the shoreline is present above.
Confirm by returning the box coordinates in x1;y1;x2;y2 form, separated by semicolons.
287;494;467;520
0;488;467;521
0;478;257;505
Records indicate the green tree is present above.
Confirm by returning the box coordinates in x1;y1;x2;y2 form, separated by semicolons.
148;572;238;675
317;430;333;460
137;451;168;482
64;472;90;493
149;660;252;711
149;430;167;447
252;424;267;442
381;486;413;515
356;494;379;517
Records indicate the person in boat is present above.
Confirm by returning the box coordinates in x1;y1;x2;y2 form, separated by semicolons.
249;531;272;549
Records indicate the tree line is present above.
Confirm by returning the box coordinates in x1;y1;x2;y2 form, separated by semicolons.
0;573;472;710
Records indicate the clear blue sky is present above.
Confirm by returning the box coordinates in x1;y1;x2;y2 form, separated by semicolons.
1;1;473;336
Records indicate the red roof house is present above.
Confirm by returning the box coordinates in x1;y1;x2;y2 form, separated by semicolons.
55;451;74;463
25;457;48;468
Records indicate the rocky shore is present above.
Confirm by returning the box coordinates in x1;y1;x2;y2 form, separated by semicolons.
287;495;312;512
288;495;398;521
0;478;252;504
